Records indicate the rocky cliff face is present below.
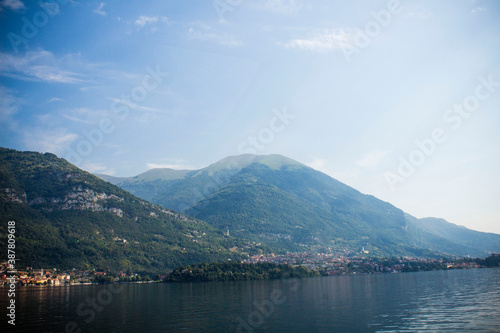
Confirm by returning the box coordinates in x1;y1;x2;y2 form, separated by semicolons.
1;187;27;204
3;186;125;216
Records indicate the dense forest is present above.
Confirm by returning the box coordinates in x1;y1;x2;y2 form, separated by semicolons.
166;262;320;282
475;254;500;267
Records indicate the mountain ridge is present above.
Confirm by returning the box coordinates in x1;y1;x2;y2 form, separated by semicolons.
100;154;500;258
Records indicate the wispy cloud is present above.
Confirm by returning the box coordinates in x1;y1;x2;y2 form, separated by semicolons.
251;0;303;14
0;86;22;125
471;6;485;13
135;15;158;27
23;128;78;155
282;29;360;52
131;15;171;32
146;162;195;170
93;2;107;16
47;97;63;103
107;97;181;115
357;149;390;168
0;0;25;12
404;11;430;19
187;24;243;47
60;107;110;124
306;157;326;171
81;162;116;175
62;114;95;124
0;51;86;83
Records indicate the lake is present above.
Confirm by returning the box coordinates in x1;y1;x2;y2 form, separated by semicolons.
1;268;499;332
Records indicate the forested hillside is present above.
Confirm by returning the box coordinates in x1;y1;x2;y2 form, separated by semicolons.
0;148;265;274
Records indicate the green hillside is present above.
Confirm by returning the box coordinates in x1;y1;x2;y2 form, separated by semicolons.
405;215;500;256
0;148;265;274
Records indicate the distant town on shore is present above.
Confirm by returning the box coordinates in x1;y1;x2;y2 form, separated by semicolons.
2;253;499;286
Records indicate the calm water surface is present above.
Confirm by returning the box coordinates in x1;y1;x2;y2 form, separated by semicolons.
1;268;499;332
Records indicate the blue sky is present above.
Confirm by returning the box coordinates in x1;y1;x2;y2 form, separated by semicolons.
1;0;499;234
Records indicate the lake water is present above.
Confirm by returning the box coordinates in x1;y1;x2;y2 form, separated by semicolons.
2;268;499;332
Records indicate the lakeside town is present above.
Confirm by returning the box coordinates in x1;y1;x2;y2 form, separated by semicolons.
243;252;494;275
2;253;498;286
0;262;159;286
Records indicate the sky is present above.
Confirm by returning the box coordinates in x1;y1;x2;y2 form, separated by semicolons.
1;0;499;234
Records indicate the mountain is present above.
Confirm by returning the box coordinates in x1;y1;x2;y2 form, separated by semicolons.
105;155;304;213
0;148;265;274
405;215;500;256
104;154;500;258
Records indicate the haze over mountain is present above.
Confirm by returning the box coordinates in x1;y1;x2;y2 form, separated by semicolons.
99;154;500;258
0;148;264;273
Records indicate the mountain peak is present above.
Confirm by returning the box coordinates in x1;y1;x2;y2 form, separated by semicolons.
202;154;305;175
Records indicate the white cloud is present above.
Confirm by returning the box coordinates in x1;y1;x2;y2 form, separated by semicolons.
0;87;20;119
59;107;111;125
187;25;243;47
146;162;196;170
282;29;360;52
62;115;95;125
402;9;431;20
30;66;84;83
47;97;63;103
24;128;78;155
0;51;86;83
107;97;180;115
81;162;116;175
147;163;183;169
0;0;25;11
306;158;326;171
135;15;158;27
93;2;107;16
71;106;108;117
133;15;171;31
0;86;22;131
471;6;485;13
305;158;362;187
328;169;361;185
251;0;303;14
357;149;390;168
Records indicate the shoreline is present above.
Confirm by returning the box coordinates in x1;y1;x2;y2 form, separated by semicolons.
3;266;498;288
